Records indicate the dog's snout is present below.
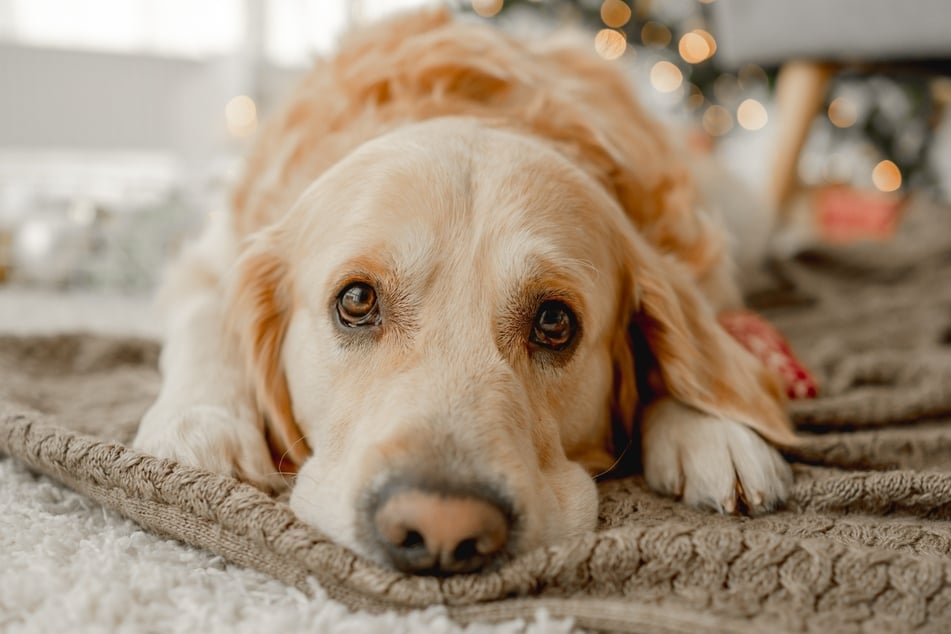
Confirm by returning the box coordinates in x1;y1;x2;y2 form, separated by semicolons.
371;486;510;574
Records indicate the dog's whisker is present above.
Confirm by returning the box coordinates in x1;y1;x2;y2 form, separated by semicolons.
593;437;636;481
276;434;311;474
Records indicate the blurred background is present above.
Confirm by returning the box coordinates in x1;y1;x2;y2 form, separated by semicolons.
0;0;948;331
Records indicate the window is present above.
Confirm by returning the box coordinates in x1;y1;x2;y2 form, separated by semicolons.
0;0;444;63
1;0;244;57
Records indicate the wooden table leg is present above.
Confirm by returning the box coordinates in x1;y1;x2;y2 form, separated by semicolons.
769;61;835;219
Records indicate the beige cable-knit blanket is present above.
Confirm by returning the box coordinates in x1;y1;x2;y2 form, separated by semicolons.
2;199;950;632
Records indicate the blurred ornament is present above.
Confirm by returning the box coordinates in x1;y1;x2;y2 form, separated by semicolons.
815;186;904;243
11;213;87;287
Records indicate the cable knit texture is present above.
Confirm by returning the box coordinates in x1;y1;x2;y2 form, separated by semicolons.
2;200;950;632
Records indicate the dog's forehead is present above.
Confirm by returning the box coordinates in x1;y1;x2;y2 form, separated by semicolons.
331;120;617;250
293;119;625;312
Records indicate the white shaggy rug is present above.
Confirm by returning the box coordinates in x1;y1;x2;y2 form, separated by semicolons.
0;288;573;633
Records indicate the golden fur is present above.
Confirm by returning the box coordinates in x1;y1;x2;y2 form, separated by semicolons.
135;9;795;568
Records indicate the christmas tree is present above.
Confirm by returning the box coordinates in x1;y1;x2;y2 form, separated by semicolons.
468;0;941;197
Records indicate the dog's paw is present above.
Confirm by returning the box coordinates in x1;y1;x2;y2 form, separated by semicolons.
134;404;287;493
641;399;792;514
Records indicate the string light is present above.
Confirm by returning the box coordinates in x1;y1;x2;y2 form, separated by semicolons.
702;105;733;136
737;98;768;130
685;83;704;111
677;29;715;65
695;29;716;57
640;22;671;48
872;160;902;192
713;74;740;104
225;95;257;138
595;29;627;60
738;63;767;88
471;0;503;18
828;97;858;128
650;61;683;93
600;0;631;28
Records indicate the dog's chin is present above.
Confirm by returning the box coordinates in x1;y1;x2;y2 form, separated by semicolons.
537;459;601;544
288;458;365;556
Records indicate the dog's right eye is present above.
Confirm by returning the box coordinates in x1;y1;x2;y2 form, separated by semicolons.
530;301;576;351
337;282;380;327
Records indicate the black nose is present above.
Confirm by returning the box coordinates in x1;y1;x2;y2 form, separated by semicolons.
368;483;512;575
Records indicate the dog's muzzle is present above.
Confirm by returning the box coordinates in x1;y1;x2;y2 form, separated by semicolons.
362;477;514;575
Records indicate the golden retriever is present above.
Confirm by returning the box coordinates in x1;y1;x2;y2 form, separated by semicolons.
134;9;795;575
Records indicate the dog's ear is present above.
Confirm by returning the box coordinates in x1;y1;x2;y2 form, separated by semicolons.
227;230;310;468
616;242;796;448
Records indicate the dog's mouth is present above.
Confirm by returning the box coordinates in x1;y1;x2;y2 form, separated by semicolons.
355;473;520;575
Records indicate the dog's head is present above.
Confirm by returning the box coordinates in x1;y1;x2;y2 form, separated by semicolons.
228;117;788;574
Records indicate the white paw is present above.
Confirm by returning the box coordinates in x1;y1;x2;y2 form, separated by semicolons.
134;404;287;493
641;399;792;514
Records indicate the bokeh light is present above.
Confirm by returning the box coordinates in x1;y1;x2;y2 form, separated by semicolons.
471;0;503;18
600;0;631;28
713;73;741;104
737;98;768;130
738;63;767;88
640;21;671;48
650;61;683;93
828;97;858;128
702;105;733;136
595;28;627;60
225;95;257;138
872;160;902;192
18;221;54;258
697;30;716;56
685;83;704;111
678;31;711;64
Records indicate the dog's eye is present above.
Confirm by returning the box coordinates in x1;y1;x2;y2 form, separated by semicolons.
337;282;380;327
530;301;576;350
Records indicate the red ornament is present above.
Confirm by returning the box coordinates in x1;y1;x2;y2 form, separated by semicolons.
719;310;818;400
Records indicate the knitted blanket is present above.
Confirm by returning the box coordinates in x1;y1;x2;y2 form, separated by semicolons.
2;199;950;632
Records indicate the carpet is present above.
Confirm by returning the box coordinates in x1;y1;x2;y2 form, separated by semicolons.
2;199;950;632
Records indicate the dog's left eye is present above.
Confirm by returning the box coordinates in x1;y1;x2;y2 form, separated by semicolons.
337;282;380;327
530;301;576;351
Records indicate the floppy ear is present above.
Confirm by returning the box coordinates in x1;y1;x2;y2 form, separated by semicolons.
227;231;310;468
625;246;797;447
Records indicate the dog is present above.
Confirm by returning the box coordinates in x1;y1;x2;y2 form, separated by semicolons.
134;9;795;575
